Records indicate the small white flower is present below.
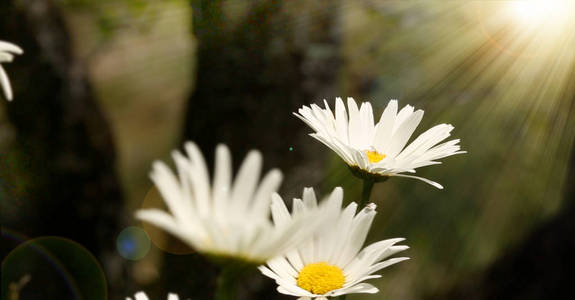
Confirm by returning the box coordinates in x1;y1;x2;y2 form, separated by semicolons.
259;187;409;299
137;142;326;264
126;291;180;300
0;40;23;101
295;97;466;189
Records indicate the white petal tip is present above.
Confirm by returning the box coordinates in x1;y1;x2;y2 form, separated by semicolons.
268;168;284;179
183;141;198;149
271;192;283;202
215;143;228;151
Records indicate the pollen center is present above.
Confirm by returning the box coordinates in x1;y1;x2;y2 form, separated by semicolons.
297;262;345;295
364;150;386;163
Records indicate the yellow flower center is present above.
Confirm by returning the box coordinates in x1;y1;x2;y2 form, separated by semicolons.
297;262;345;295
365;150;386;163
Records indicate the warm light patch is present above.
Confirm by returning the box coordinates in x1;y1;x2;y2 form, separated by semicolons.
505;0;574;30
365;150;386;163
297;262;345;295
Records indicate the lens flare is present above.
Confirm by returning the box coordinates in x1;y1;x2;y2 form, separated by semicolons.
1;234;107;300
117;226;151;260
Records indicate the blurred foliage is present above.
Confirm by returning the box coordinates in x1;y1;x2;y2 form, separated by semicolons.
59;0;161;38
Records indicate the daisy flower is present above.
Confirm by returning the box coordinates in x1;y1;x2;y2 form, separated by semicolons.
0;40;23;101
126;292;180;300
295;97;465;189
136;142;326;265
259;187;409;299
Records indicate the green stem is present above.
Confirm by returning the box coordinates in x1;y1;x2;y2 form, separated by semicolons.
359;179;375;208
215;268;240;300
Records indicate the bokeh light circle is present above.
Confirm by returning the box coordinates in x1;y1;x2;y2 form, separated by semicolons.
1;232;107;300
116;226;151;260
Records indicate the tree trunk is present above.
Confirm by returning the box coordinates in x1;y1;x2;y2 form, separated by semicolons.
0;0;126;297
172;0;341;298
185;0;340;173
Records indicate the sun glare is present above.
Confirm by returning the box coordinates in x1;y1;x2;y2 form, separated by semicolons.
506;0;575;31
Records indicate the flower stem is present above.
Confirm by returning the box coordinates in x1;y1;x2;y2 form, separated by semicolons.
359;179;375;208
215;267;240;300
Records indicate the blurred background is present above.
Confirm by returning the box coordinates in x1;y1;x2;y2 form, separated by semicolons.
1;0;575;299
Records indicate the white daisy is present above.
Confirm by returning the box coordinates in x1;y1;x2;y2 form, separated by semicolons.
0;40;23;101
295;97;465;189
259;187;409;299
136;142;326;264
126;291;180;300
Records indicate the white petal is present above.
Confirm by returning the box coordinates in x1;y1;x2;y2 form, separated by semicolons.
331;202;358;265
347;97;362;148
134;291;149;300
285;248;305;272
149;161;189;222
259;265;282;281
0;52;14;62
302;187;318;209
135;209;197;246
167;294;179;300
351;149;368;170
0;41;23;54
332;283;379;296
367;257;410;275
373;100;399;152
184;142;211;215
394;124;453;162
230;150;262;214
213;144;232;220
267;256;298;281
393;104;415;132
359;101;375;148
339;204;377;267
391;174;443;189
0;66;13;101
344;238;406;280
379;245;410;261
270;193;291;228
386;109;424;158
334;97;349;143
277;284;313;297
292;198;305;217
309;133;354;165
251;169;283;218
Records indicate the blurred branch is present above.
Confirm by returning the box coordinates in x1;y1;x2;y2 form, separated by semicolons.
8;274;31;300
